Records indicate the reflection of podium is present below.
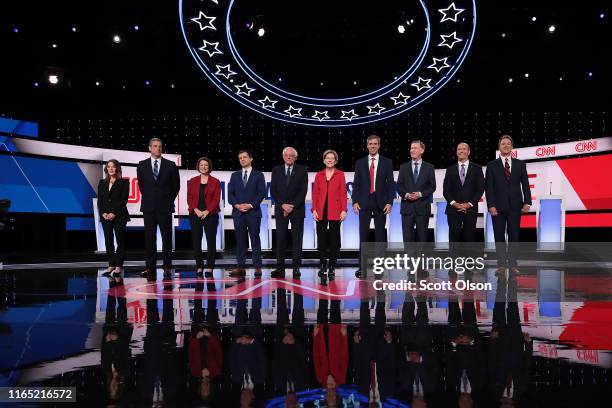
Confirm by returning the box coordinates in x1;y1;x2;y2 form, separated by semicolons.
537;196;565;251
433;198;449;249
93;198;175;253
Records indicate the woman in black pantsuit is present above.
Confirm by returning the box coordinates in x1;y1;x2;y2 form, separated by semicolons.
98;159;130;277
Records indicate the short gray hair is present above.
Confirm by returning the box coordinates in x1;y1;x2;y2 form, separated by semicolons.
149;137;163;146
282;146;298;157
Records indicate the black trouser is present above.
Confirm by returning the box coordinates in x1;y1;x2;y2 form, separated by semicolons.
316;218;341;266
275;211;304;269
447;211;477;243
359;194;387;243
401;214;429;242
189;213;219;269
317;298;342;324
101;218;127;267
143;211;173;269
492;209;521;267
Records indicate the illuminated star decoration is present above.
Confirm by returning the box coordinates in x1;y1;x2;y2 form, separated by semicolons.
312;110;330;121
199;40;223;57
438;32;463;49
411;77;432;92
284;106;302;118
367;103;386;115
258;96;278;109
340;109;359;121
438;3;465;23
427;57;451;73
191;11;217;31
390;92;410;105
214;64;236;79
235;82;255;96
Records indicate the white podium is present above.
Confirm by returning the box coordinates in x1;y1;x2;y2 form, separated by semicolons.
536;195;565;251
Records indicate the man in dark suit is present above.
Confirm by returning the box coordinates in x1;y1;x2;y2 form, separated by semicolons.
485;135;532;274
228;150;266;278
137;138;180;278
352;135;395;278
270;147;308;278
397;140;436;242
443;142;485;244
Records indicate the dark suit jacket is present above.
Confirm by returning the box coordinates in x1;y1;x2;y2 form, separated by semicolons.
227;168;266;218
136;157;180;213
485;157;532;212
443;162;485;215
352;155;395;210
97;178;131;222
396;160;436;216
270;163;308;217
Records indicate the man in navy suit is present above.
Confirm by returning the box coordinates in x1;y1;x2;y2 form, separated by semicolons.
352;135;395;278
485;135;532;274
397;140;436;242
228;150;266;278
136;138;180;278
442;142;485;243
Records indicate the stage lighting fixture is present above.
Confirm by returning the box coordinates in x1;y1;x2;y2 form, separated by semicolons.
95;81;100;86
52;44;57;48
113;35;121;43
548;25;556;33
48;75;59;85
508;78;513;83
257;28;265;37
600;13;605;19
71;27;77;32
134;25;140;31
398;24;405;34
531;16;537;22
524;73;530;78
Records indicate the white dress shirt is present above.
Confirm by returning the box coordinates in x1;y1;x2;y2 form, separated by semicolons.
150;156;162;173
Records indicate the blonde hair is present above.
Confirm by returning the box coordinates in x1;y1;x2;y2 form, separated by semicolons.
322;149;338;162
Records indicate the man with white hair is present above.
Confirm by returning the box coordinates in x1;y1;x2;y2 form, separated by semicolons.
270;147;308;278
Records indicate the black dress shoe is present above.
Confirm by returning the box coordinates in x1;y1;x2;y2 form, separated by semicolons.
204;271;213;278
254;268;263;278
318;261;328;277
270;268;285;278
141;268;152;277
354;269;363;278
292;269;301;278
327;266;335;278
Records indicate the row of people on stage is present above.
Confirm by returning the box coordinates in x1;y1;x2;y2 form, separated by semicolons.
100;273;532;407
97;134;532;278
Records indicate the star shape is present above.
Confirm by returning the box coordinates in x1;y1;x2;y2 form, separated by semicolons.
438;3;465;23
367;103;386;115
284;106;302;118
210;0;218;4
258;96;278;109
438;32;463;49
411;77;432;92
312;110;330;121
214;64;236;79
198;40;222;57
390;92;410;105
191;11;217;31
340;109;359;121
427;57;451;73
235;82;255;97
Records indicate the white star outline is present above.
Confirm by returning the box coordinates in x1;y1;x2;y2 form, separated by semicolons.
214;64;236;79
258;96;278;109
235;82;255;97
427;57;451;73
191;11;217;31
312;110;330;121
340;109;359;121
438;3;465;23
367;103;386;115
438;32;463;49
198;40;223;57
284;106;302;118
411;77;432;92
390;92;411;105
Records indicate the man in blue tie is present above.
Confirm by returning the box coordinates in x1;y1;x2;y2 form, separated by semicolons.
396;140;436;242
136;138;180;279
227;150;266;278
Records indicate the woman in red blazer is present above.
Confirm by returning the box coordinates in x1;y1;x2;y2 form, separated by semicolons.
188;326;222;402
187;157;221;276
312;149;347;277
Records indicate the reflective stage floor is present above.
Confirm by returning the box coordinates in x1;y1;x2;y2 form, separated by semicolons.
1;264;611;407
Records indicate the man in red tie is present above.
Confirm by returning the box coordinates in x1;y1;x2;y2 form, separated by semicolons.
485;135;532;275
351;135;395;278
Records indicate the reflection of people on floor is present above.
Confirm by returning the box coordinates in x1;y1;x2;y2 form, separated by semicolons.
352;291;396;404
446;289;486;406
398;292;438;407
272;288;307;407
313;298;348;407
102;278;132;404
230;297;266;408
188;281;222;404
138;281;185;406
488;275;533;406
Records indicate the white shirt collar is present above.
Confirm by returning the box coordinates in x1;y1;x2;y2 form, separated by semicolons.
369;153;379;161
151;156;161;163
242;166;252;173
500;155;512;163
458;160;469;167
412;158;422;165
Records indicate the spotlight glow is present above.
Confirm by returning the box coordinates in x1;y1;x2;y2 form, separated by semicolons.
48;75;59;85
531;16;537;22
257;28;265;37
548;25;556;33
113;35;121;43
398;24;406;34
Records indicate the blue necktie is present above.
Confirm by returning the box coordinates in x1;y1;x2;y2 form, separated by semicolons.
413;162;419;184
153;160;159;181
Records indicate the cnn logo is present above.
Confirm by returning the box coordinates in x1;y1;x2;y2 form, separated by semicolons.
575;141;597;153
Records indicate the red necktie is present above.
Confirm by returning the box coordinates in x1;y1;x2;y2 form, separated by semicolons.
369;157;375;194
504;158;511;180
